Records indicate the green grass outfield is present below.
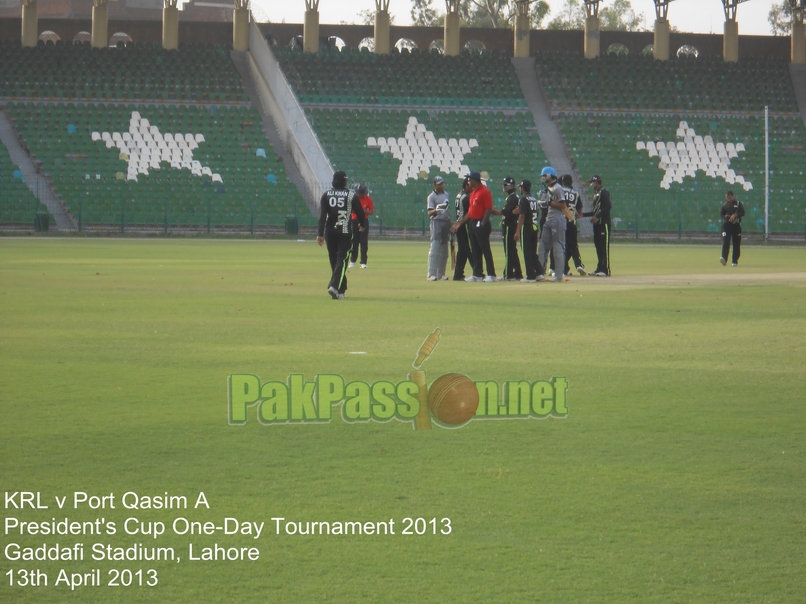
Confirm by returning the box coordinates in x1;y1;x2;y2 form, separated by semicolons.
1;239;804;603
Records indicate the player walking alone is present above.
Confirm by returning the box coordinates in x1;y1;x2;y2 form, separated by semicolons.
317;171;366;299
719;190;745;267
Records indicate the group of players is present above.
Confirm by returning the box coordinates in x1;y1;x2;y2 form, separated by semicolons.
316;168;612;299
317;168;748;299
426;168;612;284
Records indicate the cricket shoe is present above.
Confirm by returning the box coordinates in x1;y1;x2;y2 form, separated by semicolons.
349;262;355;268
427;275;437;281
576;266;587;276
327;286;339;299
483;275;497;282
337;293;345;299
720;258;727;266
440;275;449;280
731;263;738;267
360;264;367;269
465;276;483;282
594;272;609;277
520;278;536;282
535;274;547;282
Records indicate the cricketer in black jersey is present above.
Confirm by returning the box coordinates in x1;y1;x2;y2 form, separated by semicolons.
501;177;523;280
583;175;611;276
452;178;476;280
513;179;543;281
719;190;745;266
317;171;366;299
560;174;585;276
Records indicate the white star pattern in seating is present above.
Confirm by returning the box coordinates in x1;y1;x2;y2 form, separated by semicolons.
366;117;478;186
636;121;752;192
91;111;222;183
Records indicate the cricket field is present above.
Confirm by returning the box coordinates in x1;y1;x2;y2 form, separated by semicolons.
1;238;804;602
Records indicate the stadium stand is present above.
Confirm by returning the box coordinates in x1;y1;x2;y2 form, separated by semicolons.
0;40;305;231
537;52;798;114
0;39;248;104
6;101;304;229
2;29;805;236
275;47;545;229
305;107;546;229
537;52;806;235
0;139;53;227
275;47;527;108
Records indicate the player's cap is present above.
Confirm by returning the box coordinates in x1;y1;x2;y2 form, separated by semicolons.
356;183;369;196
503;176;515;186
540;166;557;178
332;170;348;187
588;174;602;184
520;179;531;190
466;171;482;181
433;175;444;185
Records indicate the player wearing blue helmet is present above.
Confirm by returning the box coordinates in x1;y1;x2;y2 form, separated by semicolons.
536;167;568;282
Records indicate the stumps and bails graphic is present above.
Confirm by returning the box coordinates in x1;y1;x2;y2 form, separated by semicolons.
410;329;479;430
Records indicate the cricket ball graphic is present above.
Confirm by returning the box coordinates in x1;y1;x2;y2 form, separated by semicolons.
427;373;479;425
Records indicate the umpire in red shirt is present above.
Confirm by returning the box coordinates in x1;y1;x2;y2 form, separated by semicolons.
451;171;497;282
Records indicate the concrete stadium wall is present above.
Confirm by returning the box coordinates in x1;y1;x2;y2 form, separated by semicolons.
259;23;791;60
0;17;792;59
0;17;231;46
248;19;332;210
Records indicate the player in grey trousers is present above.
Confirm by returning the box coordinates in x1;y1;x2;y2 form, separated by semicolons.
536;166;567;282
427;176;452;281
